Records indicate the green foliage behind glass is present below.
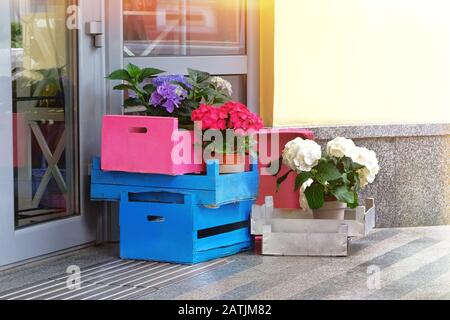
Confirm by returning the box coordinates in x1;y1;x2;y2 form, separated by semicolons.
11;22;22;48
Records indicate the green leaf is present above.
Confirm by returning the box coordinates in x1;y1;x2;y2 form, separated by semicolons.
187;69;199;82
294;172;313;191
113;84;134;91
177;108;194;118
332;186;357;207
106;69;132;82
185;77;195;87
143;83;156;93
126;63;141;79
348;194;359;209
315;161;342;184
276;170;293;192
304;183;325;209
340;156;366;171
341;157;353;172
180;100;200;114
139;68;165;82
341;172;350;185
188;68;210;84
353;172;362;192
124;98;145;107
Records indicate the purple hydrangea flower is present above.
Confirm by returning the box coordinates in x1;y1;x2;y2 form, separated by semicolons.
152;74;192;89
150;82;188;113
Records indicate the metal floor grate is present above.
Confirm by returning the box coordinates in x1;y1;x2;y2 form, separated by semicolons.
0;258;229;300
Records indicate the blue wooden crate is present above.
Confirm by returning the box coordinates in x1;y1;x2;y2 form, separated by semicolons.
119;191;253;264
91;157;259;207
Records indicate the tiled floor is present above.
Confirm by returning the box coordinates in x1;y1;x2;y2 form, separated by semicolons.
1;226;450;300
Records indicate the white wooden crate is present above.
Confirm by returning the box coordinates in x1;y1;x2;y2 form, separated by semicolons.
251;197;376;257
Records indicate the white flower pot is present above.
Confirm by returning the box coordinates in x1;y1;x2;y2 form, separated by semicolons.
313;201;347;220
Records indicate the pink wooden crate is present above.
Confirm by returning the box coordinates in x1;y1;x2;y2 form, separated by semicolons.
257;128;315;209
101;115;204;175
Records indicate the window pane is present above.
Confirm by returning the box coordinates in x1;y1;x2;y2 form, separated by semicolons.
11;0;79;228
123;0;246;57
221;75;247;104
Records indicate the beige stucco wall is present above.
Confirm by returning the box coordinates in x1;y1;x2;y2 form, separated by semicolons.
262;0;450;126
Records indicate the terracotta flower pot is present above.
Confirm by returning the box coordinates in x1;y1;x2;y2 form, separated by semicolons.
204;153;246;174
313;197;347;220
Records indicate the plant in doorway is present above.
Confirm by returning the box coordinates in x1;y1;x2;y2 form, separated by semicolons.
276;137;380;220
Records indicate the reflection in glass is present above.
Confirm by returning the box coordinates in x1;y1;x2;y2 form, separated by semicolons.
222;75;247;104
11;0;78;228
123;0;246;57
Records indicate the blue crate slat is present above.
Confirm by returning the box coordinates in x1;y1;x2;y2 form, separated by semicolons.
195;229;250;252
194;200;252;230
91;184;213;204
119;191;252;264
91;157;259;206
192;241;251;264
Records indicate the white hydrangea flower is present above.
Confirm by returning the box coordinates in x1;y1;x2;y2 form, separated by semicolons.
282;138;322;172
352;147;380;187
209;76;233;96
327;137;357;159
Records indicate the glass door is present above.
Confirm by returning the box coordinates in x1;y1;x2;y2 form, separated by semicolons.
0;0;105;267
12;0;79;228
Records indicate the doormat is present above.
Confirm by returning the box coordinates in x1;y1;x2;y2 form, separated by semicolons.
0;258;229;300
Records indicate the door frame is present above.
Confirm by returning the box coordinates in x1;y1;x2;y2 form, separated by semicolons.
0;0;106;267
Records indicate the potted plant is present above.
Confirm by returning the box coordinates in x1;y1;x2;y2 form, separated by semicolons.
191;102;264;174
106;64;233;129
276;137;380;219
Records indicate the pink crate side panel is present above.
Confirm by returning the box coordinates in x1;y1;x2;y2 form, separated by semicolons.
13;113;26;168
101;115;204;175
257;128;315;209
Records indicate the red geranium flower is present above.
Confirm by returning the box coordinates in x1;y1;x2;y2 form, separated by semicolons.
191;102;264;134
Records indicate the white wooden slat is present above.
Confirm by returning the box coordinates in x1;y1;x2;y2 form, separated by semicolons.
262;227;349;257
